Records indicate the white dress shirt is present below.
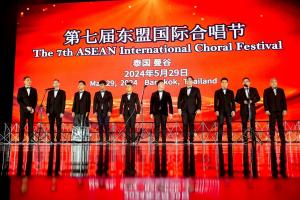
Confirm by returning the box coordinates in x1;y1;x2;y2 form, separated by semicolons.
54;89;59;98
244;87;249;98
159;91;163;100
26;87;30;96
273;88;277;96
187;87;192;96
79;91;84;99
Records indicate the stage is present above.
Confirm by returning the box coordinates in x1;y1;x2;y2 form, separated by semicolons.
0;143;300;200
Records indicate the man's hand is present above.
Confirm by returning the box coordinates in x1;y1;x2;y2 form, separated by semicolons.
136;114;140;118
150;114;153;119
215;111;219;116
72;112;75;118
30;108;34;114
169;114;173;119
283;110;287;116
107;112;111;117
178;109;182;115
244;100;248;104
26;106;32;111
265;111;271;115
46;113;50;117
231;111;235;117
196;109;201;114
60;113;64;118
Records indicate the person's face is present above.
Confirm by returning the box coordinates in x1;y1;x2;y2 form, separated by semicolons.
24;78;31;86
243;79;250;87
78;83;85;91
53;80;60;88
270;79;278;88
126;85;133;93
99;83;105;91
186;78;193;87
158;82;165;91
221;80;228;89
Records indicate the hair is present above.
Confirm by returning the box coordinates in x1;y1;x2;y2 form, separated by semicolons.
270;77;277;81
156;80;164;85
242;77;250;81
221;77;228;82
53;79;60;82
99;80;107;85
23;76;31;81
126;82;133;86
78;80;86;85
186;76;194;81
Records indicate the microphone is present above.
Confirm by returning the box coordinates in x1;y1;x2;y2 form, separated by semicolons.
144;85;148;88
45;87;54;91
243;84;249;88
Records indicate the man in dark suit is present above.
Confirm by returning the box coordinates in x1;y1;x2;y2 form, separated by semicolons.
93;80;113;143
263;78;287;143
235;77;260;143
17;76;38;143
72;80;91;134
46;79;66;143
150;80;173;143
214;77;236;143
178;76;201;143
119;82;140;143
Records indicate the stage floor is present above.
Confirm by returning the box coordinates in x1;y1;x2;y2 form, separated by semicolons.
0;143;300;200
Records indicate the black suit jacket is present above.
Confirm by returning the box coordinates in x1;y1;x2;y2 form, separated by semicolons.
119;92;141;115
177;86;201;114
235;87;260;115
150;90;173;115
263;87;287;113
46;89;66;114
214;89;236;113
93;90;113;114
17;87;38;113
72;91;91;115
